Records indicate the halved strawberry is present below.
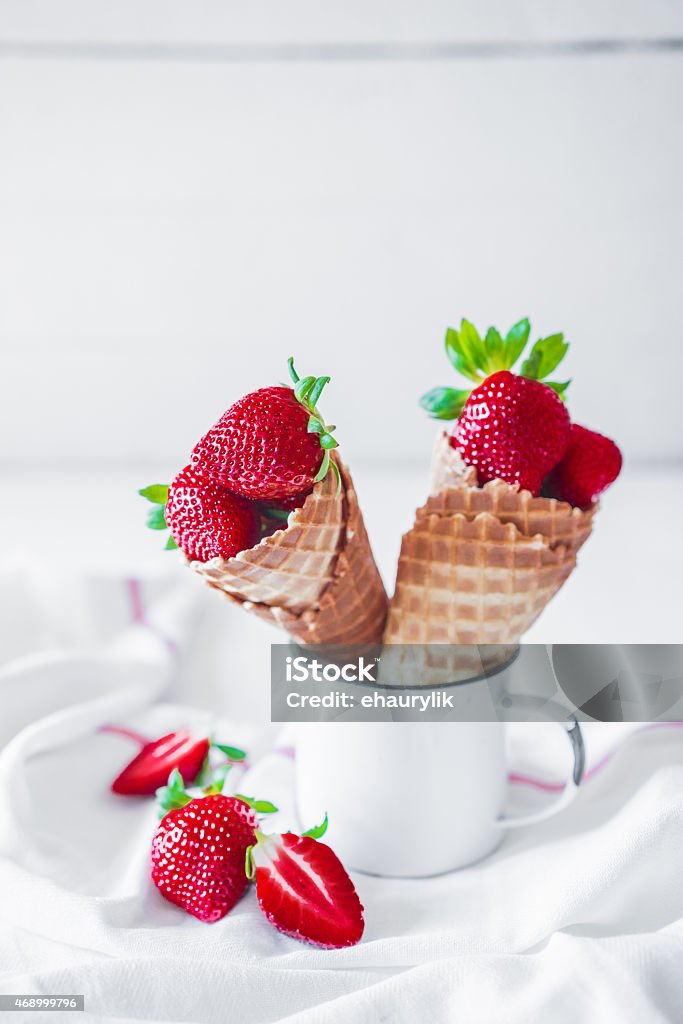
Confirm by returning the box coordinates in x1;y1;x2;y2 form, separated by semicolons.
250;831;364;948
112;730;210;796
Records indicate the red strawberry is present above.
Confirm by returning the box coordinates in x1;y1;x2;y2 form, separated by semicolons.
165;465;260;562
151;795;257;923
112;729;209;796
251;832;364;948
191;360;339;501
421;319;579;495
452;370;571;495
546;423;622;508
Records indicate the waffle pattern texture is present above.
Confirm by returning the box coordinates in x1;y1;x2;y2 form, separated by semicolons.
186;456;388;646
382;433;595;647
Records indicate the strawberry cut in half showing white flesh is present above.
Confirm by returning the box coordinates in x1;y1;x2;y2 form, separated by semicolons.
251;832;364;948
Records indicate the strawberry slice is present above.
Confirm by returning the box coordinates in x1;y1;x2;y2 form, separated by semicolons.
111;729;209;796
251;832;364;948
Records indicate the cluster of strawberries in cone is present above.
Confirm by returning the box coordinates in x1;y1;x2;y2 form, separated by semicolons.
143;319;621;571
141;359;340;562
421;317;621;506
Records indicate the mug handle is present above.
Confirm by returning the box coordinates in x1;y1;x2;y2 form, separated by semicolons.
497;695;585;829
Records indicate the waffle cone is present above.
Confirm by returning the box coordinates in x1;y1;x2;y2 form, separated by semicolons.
383;432;595;650
185;456;388;645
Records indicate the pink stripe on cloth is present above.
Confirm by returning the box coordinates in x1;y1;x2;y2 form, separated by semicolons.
509;721;683;792
126;577;146;625
274;745;296;760
125;578;179;657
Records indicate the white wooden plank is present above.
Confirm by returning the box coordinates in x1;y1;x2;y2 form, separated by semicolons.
1;54;681;463
0;1;682;46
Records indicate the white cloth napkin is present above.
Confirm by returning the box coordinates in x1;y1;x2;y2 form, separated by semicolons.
0;572;682;1024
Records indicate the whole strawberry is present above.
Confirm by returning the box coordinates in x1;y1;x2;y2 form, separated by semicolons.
249;827;364;948
452;370;570;494
191;359;339;501
165;466;260;562
421;318;575;495
151;794;257;923
546;423;622;507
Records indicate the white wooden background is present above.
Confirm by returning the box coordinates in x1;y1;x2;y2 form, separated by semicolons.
1;3;682;467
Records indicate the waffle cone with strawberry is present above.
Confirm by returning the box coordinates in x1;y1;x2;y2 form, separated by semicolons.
190;452;387;645
142;360;387;645
383;318;620;671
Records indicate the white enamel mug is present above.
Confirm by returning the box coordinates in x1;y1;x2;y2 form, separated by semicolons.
295;714;584;877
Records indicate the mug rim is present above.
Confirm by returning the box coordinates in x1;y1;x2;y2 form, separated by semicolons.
371;644;520;692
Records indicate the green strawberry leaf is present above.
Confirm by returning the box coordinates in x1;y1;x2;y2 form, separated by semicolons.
520;348;542;380
545;379;572;401
444;328;482;383
503;318;531;369
139;484;169;504
251;799;278;814
309;376;330;408
294;376;316;404
313;448;331;483
483;327;505;372
301;813;329;840
213;743;247;762
146;505;168;530
319;433;338;450
195;754;214;787
419;386;471;420
165;534;178;550
459;319;488;375
236;794;278;814
245;844;256;881
537;333;568;377
156;767;192;816
329;458;342;495
521;334;569;381
203;763;232;794
307;415;324;434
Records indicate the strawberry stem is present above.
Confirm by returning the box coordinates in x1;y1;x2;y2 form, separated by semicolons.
288;358;339;483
